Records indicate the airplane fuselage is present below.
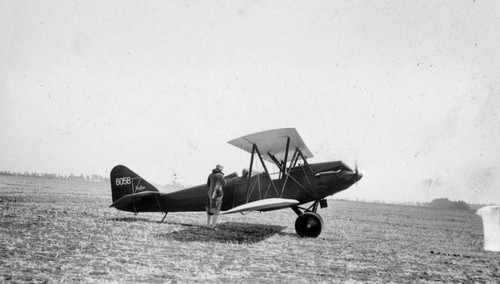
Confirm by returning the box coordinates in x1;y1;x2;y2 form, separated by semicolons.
123;161;361;213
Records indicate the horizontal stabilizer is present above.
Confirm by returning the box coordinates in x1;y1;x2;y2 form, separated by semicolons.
110;191;165;212
222;198;300;215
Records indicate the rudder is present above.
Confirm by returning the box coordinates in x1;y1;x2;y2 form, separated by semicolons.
110;165;159;203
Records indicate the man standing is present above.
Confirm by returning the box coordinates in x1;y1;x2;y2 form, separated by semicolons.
206;164;225;229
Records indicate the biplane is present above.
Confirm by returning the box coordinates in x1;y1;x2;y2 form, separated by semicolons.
109;128;362;238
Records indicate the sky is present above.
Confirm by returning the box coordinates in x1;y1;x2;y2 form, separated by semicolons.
1;0;499;204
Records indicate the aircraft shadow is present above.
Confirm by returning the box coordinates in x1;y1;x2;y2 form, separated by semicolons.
109;217;206;227
108;217;157;223
156;222;287;244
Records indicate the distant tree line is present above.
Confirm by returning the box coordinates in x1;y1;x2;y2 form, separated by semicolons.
0;170;109;182
424;198;470;210
341;198;474;210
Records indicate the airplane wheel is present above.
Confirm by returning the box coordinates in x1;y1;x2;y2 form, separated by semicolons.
295;212;323;238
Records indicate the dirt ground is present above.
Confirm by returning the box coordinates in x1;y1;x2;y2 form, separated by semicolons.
1;175;499;283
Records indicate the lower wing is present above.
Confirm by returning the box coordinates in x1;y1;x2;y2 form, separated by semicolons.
222;198;299;215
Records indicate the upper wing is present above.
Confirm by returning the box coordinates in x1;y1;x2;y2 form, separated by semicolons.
227;128;313;163
221;198;300;215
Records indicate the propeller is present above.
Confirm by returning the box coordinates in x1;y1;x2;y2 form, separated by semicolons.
354;161;362;183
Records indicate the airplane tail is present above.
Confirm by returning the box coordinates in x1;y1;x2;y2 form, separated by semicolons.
110;165;159;203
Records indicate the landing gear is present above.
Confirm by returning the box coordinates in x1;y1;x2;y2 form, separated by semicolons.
295;211;323;238
292;199;327;238
160;212;168;223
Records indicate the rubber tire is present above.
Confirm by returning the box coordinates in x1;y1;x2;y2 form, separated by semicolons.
295;212;323;238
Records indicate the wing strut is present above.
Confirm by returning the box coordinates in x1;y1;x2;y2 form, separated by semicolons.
279;147;317;199
267;136;291;179
245;143;280;202
231;129;316;201
282;136;291;177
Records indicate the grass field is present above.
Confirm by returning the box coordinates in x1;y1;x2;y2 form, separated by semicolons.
1;175;499;283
